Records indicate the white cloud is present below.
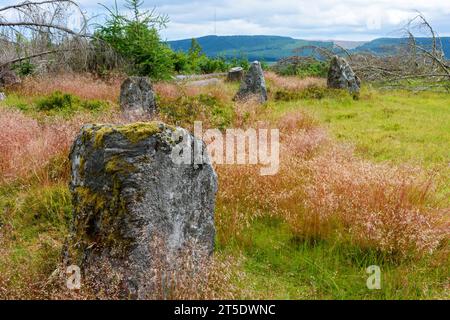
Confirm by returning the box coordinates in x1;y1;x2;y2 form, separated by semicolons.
1;0;450;40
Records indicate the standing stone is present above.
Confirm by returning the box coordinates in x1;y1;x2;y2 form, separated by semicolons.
119;77;157;118
235;61;268;103
327;56;361;95
66;121;217;298
0;69;20;88
227;67;244;82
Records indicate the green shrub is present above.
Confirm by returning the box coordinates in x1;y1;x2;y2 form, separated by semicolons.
36;91;76;111
35;91;108;114
13;60;36;76
81;99;108;111
274;58;329;78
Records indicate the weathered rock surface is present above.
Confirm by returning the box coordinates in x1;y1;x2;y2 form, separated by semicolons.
67;122;217;298
0;92;5;102
119;77;157;118
235;61;268;103
0;69;20;88
227;67;244;82
327;56;360;95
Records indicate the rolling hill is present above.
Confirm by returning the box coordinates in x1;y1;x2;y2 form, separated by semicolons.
352;37;450;58
167;35;450;62
167;35;334;62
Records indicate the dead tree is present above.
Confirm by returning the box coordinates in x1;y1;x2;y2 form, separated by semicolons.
0;0;90;77
288;14;449;92
353;13;450;91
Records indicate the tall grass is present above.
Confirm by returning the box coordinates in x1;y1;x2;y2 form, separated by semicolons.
9;74;123;103
216;110;448;258
0;74;448;299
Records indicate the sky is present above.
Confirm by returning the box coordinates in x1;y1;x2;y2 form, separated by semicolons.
1;0;450;41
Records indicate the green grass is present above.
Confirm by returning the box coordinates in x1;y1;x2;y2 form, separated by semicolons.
0;183;71;291
270;87;450;168
220;217;449;300
0;91;110;118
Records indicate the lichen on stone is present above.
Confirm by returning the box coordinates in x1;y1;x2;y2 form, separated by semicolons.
105;156;136;175
115;122;164;144
90;121;175;148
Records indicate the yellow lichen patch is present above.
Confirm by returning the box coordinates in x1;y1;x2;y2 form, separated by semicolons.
105;156;136;175
115;122;165;144
79;156;85;178
93;126;114;148
90;122;174;148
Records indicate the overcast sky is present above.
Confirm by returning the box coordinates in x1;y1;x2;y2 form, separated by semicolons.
2;0;450;41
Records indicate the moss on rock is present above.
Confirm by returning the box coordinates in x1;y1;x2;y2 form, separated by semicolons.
90;121;174;148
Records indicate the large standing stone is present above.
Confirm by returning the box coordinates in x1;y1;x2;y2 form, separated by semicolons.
66;121;217;298
235;61;268;103
119;77;157;118
327;56;360;95
227;67;244;82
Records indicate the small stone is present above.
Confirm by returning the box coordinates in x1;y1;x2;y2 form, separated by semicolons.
119;77;157;118
235;61;267;103
227;67;244;82
66;122;217;298
327;56;360;95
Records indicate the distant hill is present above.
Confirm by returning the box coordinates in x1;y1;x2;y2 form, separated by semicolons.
167;35;450;62
167;35;334;62
352;37;450;58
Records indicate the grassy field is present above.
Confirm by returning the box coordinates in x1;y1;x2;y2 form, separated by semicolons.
0;73;448;299
271;88;450;167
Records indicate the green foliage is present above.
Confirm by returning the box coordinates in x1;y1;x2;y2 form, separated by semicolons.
274;58;329;78
35;91;108;114
230;56;251;70
171;39;231;74
13;60;35;76
95;0;173;79
36;91;75;111
94;1;254;77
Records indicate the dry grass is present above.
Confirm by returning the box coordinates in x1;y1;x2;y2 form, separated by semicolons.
216;110;449;258
155;81;235;105
0;109;74;184
265;71;326;92
9;73;123;103
0;108;129;184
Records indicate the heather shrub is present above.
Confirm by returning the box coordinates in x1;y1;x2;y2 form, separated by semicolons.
36;91;76;111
